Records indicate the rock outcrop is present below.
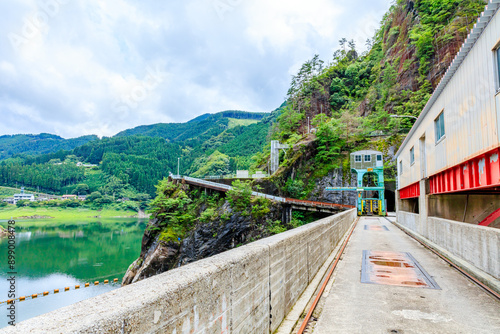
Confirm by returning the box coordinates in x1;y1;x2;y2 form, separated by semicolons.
123;183;284;285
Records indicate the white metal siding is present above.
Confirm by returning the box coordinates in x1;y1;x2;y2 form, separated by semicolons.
398;8;500;189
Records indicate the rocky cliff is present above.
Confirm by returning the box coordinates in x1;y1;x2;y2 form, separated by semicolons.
122;179;287;285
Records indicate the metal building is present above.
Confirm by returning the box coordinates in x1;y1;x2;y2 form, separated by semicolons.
394;1;500;282
326;150;386;216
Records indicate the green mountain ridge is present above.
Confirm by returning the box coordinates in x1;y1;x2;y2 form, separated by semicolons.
0;134;99;161
0;110;278;196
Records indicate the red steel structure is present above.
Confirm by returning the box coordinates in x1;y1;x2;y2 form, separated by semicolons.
429;147;500;195
479;208;500;227
399;182;420;199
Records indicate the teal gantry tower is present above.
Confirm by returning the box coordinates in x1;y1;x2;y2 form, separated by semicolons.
326;150;386;216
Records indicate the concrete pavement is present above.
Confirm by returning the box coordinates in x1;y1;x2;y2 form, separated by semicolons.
313;216;500;334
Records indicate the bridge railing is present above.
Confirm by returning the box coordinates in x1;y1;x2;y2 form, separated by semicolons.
173;175;354;208
181;176;287;203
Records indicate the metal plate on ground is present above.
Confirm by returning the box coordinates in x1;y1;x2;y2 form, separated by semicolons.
364;225;389;231
361;250;440;289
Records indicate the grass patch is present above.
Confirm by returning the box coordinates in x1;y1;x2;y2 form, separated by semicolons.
0;206;138;220
227;118;260;129
0;186;18;198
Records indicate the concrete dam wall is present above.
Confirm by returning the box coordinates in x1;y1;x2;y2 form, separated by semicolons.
5;209;357;333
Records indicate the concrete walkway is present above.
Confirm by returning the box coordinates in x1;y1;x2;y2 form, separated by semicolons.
313;217;500;334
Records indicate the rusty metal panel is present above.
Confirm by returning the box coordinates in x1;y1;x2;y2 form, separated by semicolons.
361;250;440;289
364;225;389;231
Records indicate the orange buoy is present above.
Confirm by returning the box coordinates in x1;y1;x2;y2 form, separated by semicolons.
94;281;99;285
7;299;14;304
85;283;90;287
43;291;49;296
64;287;70;291
75;285;80;289
54;289;59;293
104;279;109;284
32;294;37;299
113;278;118;282
19;296;26;301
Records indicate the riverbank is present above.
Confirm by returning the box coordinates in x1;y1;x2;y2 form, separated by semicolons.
0;207;145;220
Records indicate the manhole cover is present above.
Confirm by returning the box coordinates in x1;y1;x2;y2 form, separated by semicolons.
364;225;389;231
361;250;440;289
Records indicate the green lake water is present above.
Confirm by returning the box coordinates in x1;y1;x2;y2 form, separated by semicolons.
0;218;146;328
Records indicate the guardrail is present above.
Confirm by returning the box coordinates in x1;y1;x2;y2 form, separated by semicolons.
172;175;354;209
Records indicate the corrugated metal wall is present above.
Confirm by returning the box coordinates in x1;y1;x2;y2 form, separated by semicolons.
398;9;500;190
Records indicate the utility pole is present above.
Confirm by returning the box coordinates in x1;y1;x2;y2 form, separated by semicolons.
177;157;180;177
307;116;310;134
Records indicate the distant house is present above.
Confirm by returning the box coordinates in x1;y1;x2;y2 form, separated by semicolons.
62;195;77;200
252;171;267;179
77;195;87;201
76;162;98;168
3;198;15;205
13;188;35;204
236;170;249;178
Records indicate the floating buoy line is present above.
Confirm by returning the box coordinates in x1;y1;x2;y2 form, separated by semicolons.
1;278;120;305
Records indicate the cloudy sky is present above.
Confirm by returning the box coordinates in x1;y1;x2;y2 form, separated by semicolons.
0;0;391;138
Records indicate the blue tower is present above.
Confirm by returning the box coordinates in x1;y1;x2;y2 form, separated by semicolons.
326;150;386;216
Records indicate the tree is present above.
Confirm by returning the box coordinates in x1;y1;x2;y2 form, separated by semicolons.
87;191;102;202
16;200;29;207
72;183;90;195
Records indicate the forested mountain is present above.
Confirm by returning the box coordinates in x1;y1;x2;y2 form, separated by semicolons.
114;110;267;141
254;0;488;196
0;111;276;196
0;134;98;161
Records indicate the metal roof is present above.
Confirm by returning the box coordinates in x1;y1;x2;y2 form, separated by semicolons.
351;150;383;156
395;0;500;158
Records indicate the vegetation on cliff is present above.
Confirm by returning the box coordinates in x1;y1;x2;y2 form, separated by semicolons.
147;178;300;244
253;0;486;199
123;178;319;284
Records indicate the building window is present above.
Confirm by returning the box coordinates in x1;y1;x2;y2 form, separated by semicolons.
496;47;500;89
434;111;445;143
364;155;371;162
355;155;362;162
400;160;403;175
377;155;382;161
410;147;415;165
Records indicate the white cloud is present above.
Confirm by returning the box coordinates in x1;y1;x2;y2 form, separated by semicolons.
0;0;392;138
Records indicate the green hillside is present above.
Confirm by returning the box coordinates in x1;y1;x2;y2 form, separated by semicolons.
0;133;98;161
0;110;276;197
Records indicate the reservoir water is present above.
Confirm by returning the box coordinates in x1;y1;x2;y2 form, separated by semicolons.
0;218;146;328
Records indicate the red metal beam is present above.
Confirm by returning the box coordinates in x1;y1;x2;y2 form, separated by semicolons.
399;182;420;199
429;147;500;195
478;208;500;227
